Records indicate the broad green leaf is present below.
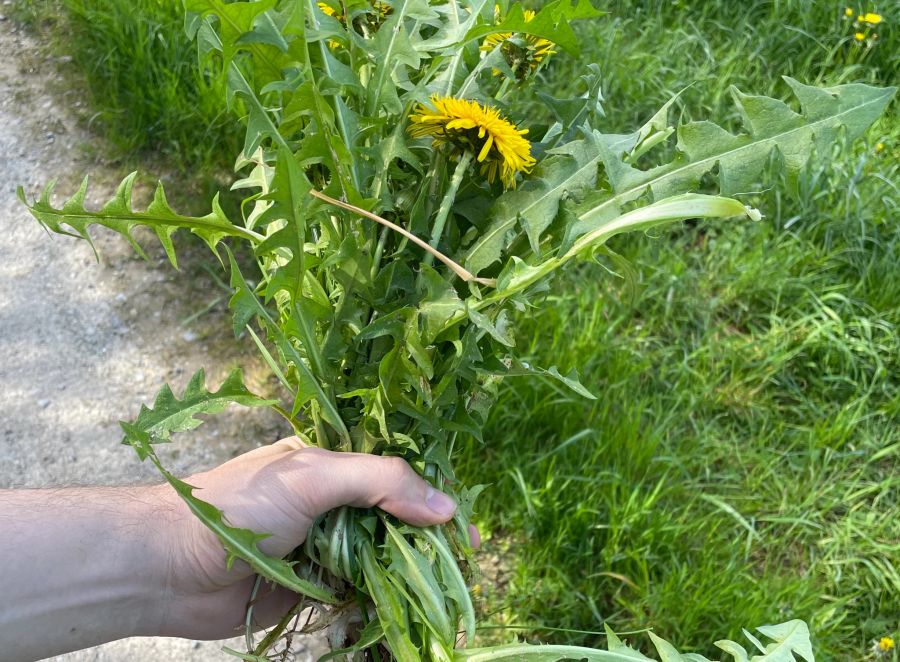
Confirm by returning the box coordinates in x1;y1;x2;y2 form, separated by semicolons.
468;307;515;347
465;133;602;274
17;174;260;267
752;621;815;662
568;79;896;244
418;265;466;341
184;0;279;73
121;422;338;604
565;194;760;260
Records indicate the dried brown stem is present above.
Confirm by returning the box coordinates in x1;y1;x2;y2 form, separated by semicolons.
309;189;496;287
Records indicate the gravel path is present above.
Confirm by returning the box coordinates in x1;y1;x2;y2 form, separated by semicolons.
0;19;322;662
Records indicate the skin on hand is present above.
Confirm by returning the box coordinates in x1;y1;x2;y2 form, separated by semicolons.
156;437;468;639
0;437;477;660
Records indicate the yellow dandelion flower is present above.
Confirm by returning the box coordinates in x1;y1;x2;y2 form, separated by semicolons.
875;142;885;152
862;12;882;24
317;2;344;49
373;0;392;18
879;637;895;651
481;7;556;79
409;96;535;189
844;6;854;16
854;31;866;40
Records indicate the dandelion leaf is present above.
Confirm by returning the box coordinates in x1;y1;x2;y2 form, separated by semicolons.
184;0;278;69
120;368;274;451
569;79;896;243
462;0;603;55
384;521;454;641
465;133;602;274
121;421;338;604
456;620;814;661
17;173;254;268
226;250;351;443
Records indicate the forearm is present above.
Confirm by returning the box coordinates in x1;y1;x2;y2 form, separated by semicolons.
0;485;176;661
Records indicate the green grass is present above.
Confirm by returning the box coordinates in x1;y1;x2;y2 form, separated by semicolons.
13;0;241;172
12;0;898;658
459;1;899;659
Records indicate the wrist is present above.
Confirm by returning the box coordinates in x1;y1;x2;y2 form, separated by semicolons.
0;485;184;658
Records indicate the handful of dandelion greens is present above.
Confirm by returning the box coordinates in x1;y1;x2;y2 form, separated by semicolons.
18;0;894;658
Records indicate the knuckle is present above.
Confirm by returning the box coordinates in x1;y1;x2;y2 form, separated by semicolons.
381;455;412;481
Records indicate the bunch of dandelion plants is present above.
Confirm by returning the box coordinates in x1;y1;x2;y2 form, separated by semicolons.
19;0;894;658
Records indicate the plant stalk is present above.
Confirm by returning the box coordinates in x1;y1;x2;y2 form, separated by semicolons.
425;150;473;267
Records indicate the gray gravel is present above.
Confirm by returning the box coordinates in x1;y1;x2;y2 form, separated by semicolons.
0;19;322;662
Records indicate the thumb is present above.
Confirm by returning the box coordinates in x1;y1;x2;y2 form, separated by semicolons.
297;448;457;527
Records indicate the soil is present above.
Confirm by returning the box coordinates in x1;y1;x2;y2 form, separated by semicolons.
0;16;326;662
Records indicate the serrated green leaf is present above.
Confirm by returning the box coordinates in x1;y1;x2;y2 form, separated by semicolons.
364;0;432;115
121;368;274;447
753;620;815;662
226;250;351;444
421;526;476;640
465;132;602;274
121;421;338;604
17;174;260;268
569;80;896;244
227;62;290;156
461;0;602;55
185;0;279;73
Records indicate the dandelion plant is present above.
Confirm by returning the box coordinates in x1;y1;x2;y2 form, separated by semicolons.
19;0;895;658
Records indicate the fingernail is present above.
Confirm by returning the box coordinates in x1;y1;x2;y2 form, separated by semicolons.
425;487;457;517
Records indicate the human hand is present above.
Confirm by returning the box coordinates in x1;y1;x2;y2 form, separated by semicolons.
155;437;473;640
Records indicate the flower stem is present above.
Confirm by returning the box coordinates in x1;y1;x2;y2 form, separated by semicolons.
425;150;473;267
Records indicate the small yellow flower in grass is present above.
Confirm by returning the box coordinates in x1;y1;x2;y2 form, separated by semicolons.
409;96;535;189
862;12;882;24
845;6;854;16
481;7;556;80
855;31;866;40
872;636;896;657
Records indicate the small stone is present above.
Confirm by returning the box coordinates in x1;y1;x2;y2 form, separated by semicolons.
37;399;50;409
0;14;7;21
115;292;126;303
58;55;73;64
182;330;198;342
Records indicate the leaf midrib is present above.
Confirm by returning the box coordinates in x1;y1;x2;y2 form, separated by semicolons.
466;151;602;269
577;87;895;227
36;207;262;242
